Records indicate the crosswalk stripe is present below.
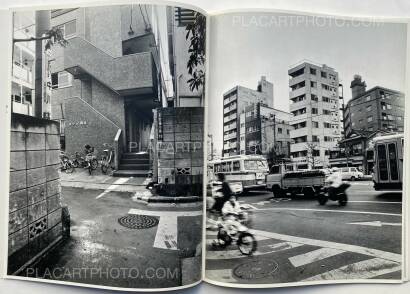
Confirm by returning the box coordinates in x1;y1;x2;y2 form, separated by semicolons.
289;247;344;267
206;231;271;242
250;229;402;263
205;241;303;260
303;258;401;281
205;269;236;283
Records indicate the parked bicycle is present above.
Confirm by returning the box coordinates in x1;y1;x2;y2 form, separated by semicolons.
101;143;115;174
60;152;74;174
72;145;98;175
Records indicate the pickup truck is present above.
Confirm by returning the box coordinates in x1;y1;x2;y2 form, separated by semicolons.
266;165;326;198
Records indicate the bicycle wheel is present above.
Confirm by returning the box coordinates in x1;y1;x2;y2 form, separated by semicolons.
101;163;108;174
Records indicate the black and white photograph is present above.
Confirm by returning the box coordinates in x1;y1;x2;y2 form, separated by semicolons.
7;3;205;289
205;12;406;286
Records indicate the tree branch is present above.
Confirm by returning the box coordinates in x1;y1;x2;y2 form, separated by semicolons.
13;35;51;43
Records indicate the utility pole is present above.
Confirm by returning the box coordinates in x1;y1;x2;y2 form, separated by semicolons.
34;10;51;118
273;114;276;163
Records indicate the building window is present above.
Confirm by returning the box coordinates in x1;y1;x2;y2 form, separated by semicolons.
311;94;318;102
312;108;318;115
365;96;371;101
367;116;373;122
278;128;283;134
287;129;290;135
312;135;319;142
322;96;330;103
324;136;333;142
312;149;320;157
310;68;316;75
55;20;77;39
312;121;319;128
321;71;327;78
323;109;331;115
323;122;331;128
310;81;316;88
57;71;73;88
387;104;392;110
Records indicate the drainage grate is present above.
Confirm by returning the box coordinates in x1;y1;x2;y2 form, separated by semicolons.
233;259;279;280
118;215;159;229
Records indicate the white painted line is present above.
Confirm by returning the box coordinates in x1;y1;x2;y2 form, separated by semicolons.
95;177;130;199
257;207;401;217
250;229;402;263
205;269;236;283
348;221;402;227
303;258;401;281
289;247;344;268
348;201;402;204
128;208;202;250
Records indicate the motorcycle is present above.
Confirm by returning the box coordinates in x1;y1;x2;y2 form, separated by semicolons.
317;182;351;206
213;206;257;255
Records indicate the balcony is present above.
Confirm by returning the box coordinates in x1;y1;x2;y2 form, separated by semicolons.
56;37;158;97
290;142;308;153
12;101;33;116
289;86;306;99
12;63;33;85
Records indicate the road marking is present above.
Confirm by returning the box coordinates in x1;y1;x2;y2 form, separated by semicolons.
289;248;344;267
348;201;402;204
128;208;202;250
206;231;271;242
206;269;236;283
348;221;402;227
256;207;401;217
95;177;129;199
303;258;401;281
205;241;300;260
250;229;402;263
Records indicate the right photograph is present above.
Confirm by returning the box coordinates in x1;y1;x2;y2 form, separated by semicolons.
205;12;406;285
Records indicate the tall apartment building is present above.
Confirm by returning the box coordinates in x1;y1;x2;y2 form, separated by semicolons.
223;76;273;157
344;75;405;137
288;62;342;169
239;102;292;162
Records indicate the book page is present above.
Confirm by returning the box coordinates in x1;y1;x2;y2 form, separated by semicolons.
205;11;408;287
4;2;207;291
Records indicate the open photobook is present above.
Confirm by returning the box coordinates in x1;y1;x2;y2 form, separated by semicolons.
1;0;409;291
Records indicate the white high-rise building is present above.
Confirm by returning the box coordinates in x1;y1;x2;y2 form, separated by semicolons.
288;61;342;169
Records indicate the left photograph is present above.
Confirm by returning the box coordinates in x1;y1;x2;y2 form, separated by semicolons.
8;4;205;289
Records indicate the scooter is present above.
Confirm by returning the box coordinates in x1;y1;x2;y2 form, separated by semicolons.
213;206;257;255
318;182;351;206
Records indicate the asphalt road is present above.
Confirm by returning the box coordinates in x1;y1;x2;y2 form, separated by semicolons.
205;181;403;285
24;186;203;289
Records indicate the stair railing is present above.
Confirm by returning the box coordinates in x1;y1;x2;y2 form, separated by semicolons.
114;129;123;170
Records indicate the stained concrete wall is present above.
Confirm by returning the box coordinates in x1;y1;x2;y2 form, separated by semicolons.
156;107;204;197
8;113;62;274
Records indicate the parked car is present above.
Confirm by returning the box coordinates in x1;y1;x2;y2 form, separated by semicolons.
338;167;364;181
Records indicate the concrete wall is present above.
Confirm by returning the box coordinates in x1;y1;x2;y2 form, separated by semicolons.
156;107;203;197
8;113;62;274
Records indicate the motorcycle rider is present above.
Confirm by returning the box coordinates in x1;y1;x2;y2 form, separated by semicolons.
327;171;343;199
213;173;233;213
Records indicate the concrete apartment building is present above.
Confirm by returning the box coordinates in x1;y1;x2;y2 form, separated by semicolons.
223;76;274;157
344;75;405;137
239;102;292;163
12;12;52;118
49;6;174;176
171;8;204;107
288;61;342;169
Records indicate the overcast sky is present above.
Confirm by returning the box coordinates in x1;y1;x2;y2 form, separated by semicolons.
207;12;407;152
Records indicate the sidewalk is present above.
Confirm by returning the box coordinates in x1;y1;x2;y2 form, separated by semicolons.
60;169;149;192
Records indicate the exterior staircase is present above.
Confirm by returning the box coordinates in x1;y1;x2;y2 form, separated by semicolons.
113;152;150;177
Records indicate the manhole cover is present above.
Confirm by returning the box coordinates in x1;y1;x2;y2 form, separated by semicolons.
118;215;159;229
233;259;279;280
